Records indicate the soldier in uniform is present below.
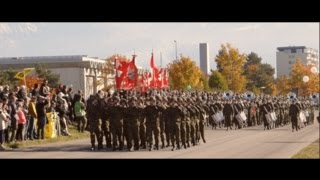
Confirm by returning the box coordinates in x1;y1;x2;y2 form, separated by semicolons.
159;95;168;149
167;96;183;151
125;97;141;151
109;96;125;151
289;99;300;132
223;99;234;131
179;97;188;149
138;96;147;149
100;93;112;148
145;96;161;151
86;94;102;150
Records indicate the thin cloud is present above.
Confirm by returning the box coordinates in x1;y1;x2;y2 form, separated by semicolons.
0;23;12;34
235;24;260;31
18;23;38;33
0;36;16;48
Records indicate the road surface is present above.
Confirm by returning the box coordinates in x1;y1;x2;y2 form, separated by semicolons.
1;121;319;158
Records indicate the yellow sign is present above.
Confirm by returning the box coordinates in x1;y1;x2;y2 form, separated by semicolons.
14;71;25;80
14;68;35;80
24;68;35;75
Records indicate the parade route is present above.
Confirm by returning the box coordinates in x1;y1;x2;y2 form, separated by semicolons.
1;121;318;159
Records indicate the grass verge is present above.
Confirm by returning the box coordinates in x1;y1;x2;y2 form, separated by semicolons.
292;139;319;159
6;125;89;149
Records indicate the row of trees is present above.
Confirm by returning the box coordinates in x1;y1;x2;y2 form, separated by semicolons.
168;43;319;96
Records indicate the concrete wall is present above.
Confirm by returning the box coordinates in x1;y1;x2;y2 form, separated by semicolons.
50;67;84;96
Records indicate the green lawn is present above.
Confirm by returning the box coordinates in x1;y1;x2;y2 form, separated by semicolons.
5;125;90;149
292;139;320;159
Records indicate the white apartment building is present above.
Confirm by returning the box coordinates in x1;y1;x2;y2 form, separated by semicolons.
276;46;319;77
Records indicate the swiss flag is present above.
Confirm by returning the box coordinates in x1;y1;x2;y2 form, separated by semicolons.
115;58;129;89
150;53;160;88
125;55;138;89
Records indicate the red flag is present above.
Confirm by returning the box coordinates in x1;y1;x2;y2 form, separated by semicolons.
115;57;132;89
150;53;160;88
125;56;138;89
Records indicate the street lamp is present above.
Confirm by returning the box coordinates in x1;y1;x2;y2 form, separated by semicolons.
174;40;178;60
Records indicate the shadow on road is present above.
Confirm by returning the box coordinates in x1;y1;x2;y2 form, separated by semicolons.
8;145;177;153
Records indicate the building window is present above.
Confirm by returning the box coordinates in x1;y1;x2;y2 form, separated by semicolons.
291;49;296;53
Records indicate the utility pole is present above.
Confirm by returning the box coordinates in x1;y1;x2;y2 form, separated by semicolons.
174;40;178;60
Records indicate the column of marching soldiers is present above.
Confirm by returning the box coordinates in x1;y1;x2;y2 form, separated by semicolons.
86;89;316;151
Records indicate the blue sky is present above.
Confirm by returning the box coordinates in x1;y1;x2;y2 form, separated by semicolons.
0;23;318;71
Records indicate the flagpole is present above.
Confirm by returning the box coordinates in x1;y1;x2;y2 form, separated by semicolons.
160;52;162;68
23;69;26;87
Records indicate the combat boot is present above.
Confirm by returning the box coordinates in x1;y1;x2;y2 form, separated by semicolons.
183;144;187;149
141;144;146;149
90;146;96;151
98;144;103;150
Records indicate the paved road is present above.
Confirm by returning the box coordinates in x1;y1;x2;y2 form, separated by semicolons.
1;121;319;158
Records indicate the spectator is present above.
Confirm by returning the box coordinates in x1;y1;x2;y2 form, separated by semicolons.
31;83;40;97
0;99;9;150
27;96;37;140
36;96;49;140
16;102;27;141
74;94;87;133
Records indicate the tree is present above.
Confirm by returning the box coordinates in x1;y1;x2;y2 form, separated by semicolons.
197;73;210;91
35;64;60;88
256;63;275;94
168;56;203;90
0;69;20;88
289;59;320;96
244;52;275;94
275;75;291;95
208;70;228;91
215;43;247;92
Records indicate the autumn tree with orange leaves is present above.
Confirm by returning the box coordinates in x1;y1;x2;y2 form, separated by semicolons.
169;56;203;90
215;43;247;92
289;59;319;96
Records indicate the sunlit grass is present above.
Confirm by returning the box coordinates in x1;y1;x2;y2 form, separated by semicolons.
6;125;89;149
293;139;319;159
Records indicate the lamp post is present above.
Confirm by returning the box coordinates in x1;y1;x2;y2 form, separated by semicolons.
114;56;118;89
174;40;178;60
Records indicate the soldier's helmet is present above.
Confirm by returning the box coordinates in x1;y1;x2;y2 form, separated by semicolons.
172;96;178;103
113;96;120;103
150;96;156;102
120;98;127;105
129;96;137;103
156;94;162;101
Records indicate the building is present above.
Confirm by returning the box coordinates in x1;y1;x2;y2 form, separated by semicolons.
276;46;319;77
199;43;210;75
0;55;114;98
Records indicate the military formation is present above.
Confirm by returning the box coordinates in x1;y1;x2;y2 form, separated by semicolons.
85;89;318;152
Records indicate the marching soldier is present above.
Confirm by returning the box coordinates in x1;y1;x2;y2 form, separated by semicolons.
289;99;300;132
86;94;102;151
